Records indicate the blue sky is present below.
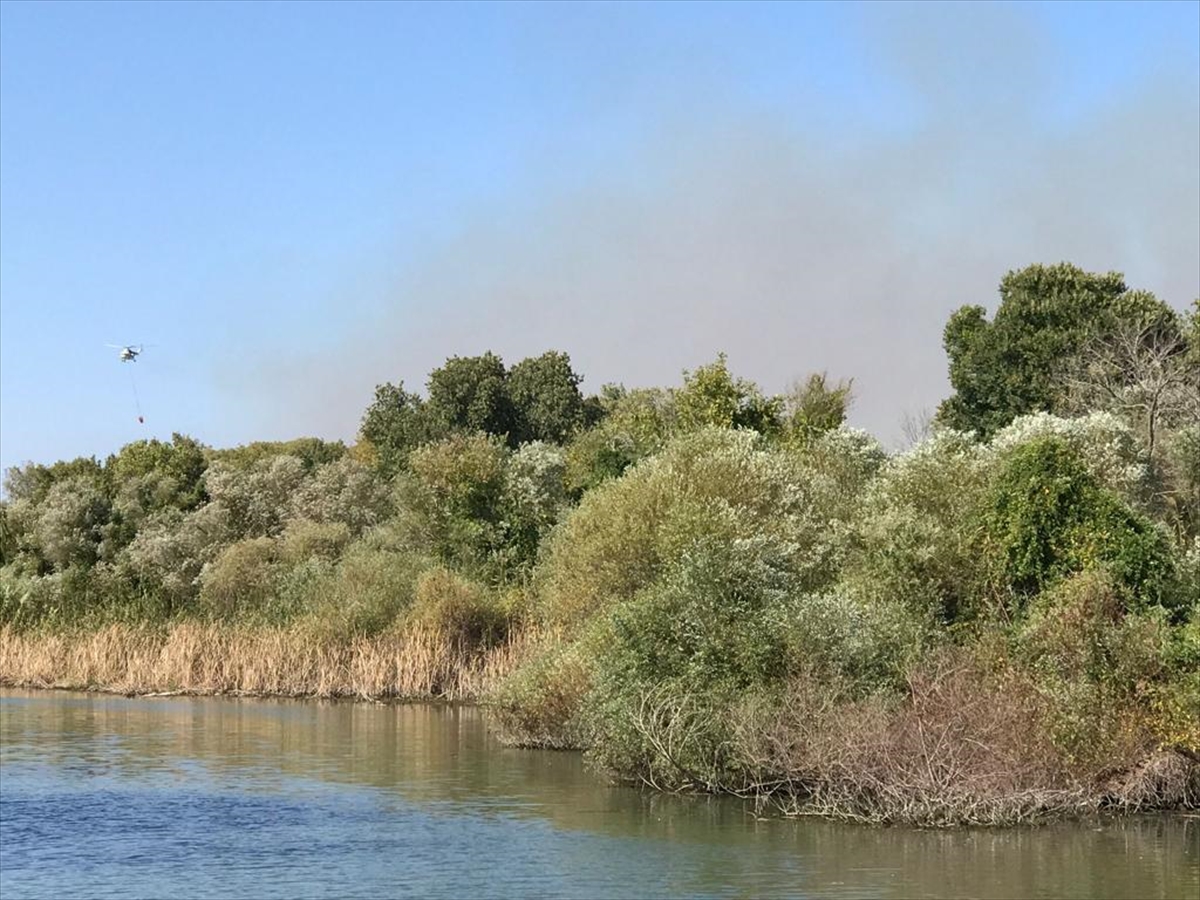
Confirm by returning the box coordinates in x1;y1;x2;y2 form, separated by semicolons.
2;1;1198;475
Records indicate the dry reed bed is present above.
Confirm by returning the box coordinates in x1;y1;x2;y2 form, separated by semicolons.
0;623;543;701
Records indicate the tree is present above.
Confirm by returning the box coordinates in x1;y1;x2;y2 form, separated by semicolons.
207;437;345;472
203;455;308;538
105;433;208;510
503;441;570;567
564;387;677;493
3;457;105;505
1059;311;1198;460
426;353;517;442
508;351;585;444
784;373;853;445
288;457;393;534
675;353;782;435
29;476;111;571
358;381;434;476
401;433;511;574
937;263;1176;437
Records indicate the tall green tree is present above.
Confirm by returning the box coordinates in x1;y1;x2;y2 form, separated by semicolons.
426;353;518;442
508;351;585;444
358;382;433;476
937;263;1176;437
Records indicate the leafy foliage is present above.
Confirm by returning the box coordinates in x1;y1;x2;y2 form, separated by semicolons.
981;438;1175;614
938;263;1176;437
508;351;586;444
427;352;517;441
783;373;853;445
358;382;433;476
675;353;782;435
4;261;1197;823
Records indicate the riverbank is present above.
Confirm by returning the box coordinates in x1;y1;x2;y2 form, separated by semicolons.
0;623;541;701
5;623;1197;829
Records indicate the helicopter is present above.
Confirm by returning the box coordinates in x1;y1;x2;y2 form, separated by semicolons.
106;344;150;422
106;344;144;362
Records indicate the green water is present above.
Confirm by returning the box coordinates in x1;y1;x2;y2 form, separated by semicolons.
0;688;1195;899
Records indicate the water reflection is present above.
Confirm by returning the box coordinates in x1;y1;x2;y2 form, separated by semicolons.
1;689;1196;900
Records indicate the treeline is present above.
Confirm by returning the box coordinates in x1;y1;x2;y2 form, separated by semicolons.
1;262;1198;824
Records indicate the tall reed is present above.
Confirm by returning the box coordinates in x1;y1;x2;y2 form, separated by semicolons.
0;623;544;701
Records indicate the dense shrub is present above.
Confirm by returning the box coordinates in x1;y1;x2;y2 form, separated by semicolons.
981;438;1175;614
410;567;507;647
675;353;781;435
398;433;510;575
280;519;353;564
490;636;596;749
563;387;676;493
502;441;570;568
989;412;1152;506
295;535;430;640
840;429;989;624
204;455;307;538
120;503;233;613
199;537;281;619
105;434;209;511
538;428;836;627
1017;571;1198;761
288;457;393;534
207;437;346;472
27;477;111;571
782;373;853;446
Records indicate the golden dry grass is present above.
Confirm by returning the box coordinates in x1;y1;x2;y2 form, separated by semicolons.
0;623;545;701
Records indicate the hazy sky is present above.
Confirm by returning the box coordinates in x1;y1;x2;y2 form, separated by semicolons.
1;1;1197;474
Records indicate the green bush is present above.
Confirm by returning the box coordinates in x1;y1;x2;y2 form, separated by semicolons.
579;537;923;788
199;537;281;619
563;388;676;493
490;637;595;749
119;504;233;614
410;567;507;647
279;519;352;564
981;437;1176;615
675;353;781;435
840;430;988;624
538;427;836;628
296;539;429;640
399;433;510;575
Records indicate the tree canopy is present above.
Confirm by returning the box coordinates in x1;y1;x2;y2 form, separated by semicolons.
937;263;1179;437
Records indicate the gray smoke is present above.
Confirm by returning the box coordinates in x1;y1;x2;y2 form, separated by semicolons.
234;4;1199;448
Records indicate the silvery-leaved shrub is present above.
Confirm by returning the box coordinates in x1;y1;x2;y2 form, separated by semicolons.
502;441;570;568
536;427;835;628
119;503;233;612
990;412;1152;505
203;455;308;538
840;428;990;624
29;476;111;571
287;457;393;535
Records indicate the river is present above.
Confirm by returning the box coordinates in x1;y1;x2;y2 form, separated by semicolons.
0;689;1195;899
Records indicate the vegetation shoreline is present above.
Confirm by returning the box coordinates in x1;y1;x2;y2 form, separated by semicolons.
0;622;537;702
3;618;1196;828
3;264;1198;827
